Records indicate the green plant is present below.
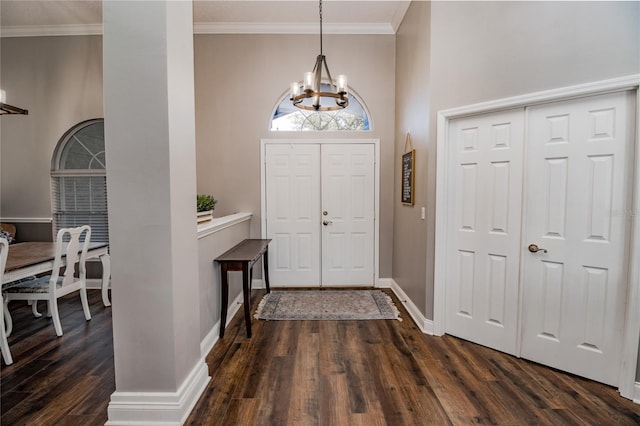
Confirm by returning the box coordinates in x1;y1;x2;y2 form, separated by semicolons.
196;194;217;212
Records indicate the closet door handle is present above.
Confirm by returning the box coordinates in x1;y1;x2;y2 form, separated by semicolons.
323;220;332;226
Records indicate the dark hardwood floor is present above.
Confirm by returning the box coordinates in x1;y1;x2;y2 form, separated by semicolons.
2;289;640;425
1;290;114;425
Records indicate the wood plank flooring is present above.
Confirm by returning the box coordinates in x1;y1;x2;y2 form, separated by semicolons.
1;290;114;425
2;288;640;425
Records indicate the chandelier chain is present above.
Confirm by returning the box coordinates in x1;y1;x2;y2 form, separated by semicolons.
319;0;323;55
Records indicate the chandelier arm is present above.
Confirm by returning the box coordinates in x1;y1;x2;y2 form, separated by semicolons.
313;55;324;93
321;55;336;92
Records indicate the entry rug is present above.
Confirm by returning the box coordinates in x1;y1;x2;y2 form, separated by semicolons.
254;290;401;321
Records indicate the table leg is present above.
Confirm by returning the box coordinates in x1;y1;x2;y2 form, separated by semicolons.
100;254;111;307
219;263;229;338
263;248;271;293
242;262;252;338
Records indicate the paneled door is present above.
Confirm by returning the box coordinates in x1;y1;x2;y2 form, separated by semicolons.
521;91;633;386
265;144;321;286
321;144;375;286
265;143;375;287
445;109;525;355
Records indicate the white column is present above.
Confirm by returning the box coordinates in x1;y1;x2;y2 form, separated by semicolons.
103;1;209;424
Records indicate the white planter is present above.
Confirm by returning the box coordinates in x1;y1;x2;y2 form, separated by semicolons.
197;210;213;225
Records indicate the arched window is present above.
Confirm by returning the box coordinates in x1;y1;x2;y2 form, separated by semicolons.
270;84;371;131
51;119;108;242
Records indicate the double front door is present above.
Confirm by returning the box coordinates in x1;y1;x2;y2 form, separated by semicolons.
445;91;634;386
265;143;375;287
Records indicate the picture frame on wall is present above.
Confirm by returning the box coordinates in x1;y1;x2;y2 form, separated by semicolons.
401;149;415;206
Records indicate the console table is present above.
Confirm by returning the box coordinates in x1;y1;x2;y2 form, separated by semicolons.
215;239;271;338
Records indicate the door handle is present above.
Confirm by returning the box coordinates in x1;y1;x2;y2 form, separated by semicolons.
323;220;332;226
528;244;547;254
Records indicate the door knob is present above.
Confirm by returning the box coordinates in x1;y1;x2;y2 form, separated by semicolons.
528;244;547;253
323;220;332;226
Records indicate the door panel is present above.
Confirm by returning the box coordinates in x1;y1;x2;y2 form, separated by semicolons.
265;143;375;287
445;109;525;355
321;144;375;286
265;144;321;286
521;91;633;386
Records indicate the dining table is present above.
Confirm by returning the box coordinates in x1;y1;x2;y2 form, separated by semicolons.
2;241;111;306
1;241;111;365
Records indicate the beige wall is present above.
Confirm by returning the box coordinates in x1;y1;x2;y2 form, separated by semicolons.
394;1;431;315
0;35;104;221
194;34;396;278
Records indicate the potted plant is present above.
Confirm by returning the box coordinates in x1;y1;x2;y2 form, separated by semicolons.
196;194;217;225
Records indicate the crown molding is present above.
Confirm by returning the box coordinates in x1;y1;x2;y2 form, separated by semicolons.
0;22;396;38
0;24;103;38
390;1;411;33
194;22;395;35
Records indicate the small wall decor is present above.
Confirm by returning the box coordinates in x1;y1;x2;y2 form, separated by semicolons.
401;133;415;206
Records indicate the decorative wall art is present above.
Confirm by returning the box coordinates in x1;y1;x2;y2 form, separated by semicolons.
401;133;415;206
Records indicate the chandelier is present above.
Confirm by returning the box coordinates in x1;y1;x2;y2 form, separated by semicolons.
290;0;348;111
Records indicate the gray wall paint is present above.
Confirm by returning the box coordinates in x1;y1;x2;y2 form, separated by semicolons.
394;0;639;321
394;1;431;315
194;34;396;278
0;36;104;220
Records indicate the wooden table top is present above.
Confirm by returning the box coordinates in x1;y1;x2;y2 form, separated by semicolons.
5;242;108;272
215;239;271;263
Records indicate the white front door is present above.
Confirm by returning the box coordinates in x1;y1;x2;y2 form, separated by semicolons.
265;144;321;286
265;142;375;287
521;91;633;386
445;109;525;355
321;144;375;286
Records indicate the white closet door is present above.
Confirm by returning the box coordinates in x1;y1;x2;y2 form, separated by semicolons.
265;144;321;286
445;109;525;355
321;144;375;286
521;91;633;386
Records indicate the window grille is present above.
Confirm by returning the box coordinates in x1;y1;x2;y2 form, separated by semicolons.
51;119;109;242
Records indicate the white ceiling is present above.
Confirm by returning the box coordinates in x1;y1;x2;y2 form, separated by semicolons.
0;0;411;37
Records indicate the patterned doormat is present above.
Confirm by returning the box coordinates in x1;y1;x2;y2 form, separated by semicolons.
254;290;401;321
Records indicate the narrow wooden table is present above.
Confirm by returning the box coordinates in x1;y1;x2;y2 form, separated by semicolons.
215;239;271;338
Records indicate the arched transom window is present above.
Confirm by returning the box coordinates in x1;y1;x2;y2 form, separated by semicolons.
51;119;108;242
271;84;371;131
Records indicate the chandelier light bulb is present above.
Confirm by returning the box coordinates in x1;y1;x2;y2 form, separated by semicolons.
303;72;314;91
337;75;348;94
290;82;301;98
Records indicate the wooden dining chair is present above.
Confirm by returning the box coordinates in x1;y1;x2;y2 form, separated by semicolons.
3;225;92;337
0;237;12;365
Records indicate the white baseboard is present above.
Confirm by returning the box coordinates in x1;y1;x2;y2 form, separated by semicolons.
376;277;393;288
251;278;265;289
633;381;640;404
200;291;244;358
106;359;210;425
389;279;434;335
